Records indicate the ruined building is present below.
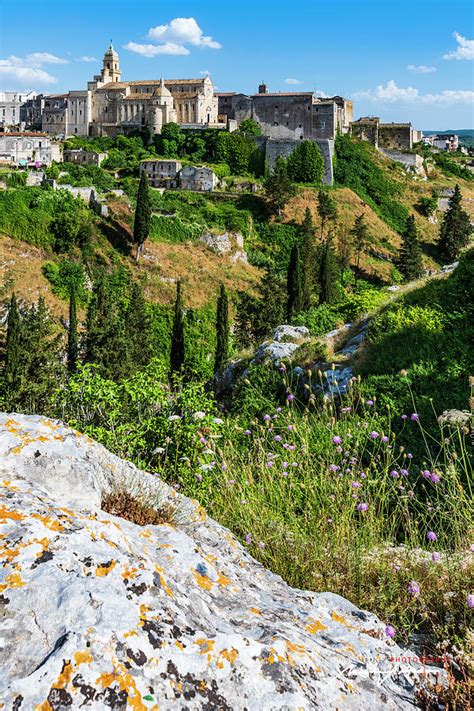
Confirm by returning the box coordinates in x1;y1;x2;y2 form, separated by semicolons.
350;117;422;150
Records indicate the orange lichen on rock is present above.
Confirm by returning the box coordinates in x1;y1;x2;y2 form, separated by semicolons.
331;611;356;628
0;505;25;522
74;650;93;666
193;571;213;591
31;514;65;532
155;564;174;597
305;618;328;634
220;648;239;664
96;560;116;577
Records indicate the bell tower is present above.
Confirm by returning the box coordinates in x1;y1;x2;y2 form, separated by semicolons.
101;42;121;83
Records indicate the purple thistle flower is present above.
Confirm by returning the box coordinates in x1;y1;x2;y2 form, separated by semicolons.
289;445;296;451
400;469;409;476
276;407;282;413
360;472;367;479
411;413;420;422
351;481;361;488
407;580;420;597
390;470;399;478
274;435;282;442
356;502;369;512
245;533;252;545
287;393;295;402
244;429;251;435
329;464;340;472
366;399;374;406
467;594;474;609
287;424;295;432
258;541;265;549
385;625;396;639
401;414;408;421
381;435;389;443
332;436;342;445
199;436;207;444
292;461;298;467
228;479;235;485
370;431;379;439
426;530;437;542
430;473;441;484
263;414;271;422
422;470;431;479
282;471;289;477
407;453;413;459
431;552;441;562
267;461;274;468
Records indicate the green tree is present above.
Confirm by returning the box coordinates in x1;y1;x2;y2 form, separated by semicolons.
238;119;262;136
317;189;338;240
234;271;285;347
215;283;230;373
67;285;79;373
300;208;316;309
438;184;472;261
124;281;152;371
170;280;185;378
287;244;304;321
397;215;423;281
319;239;339;305
350;214;370;271
133;173;151;262
3;293;22;406
264;158;296;216
287;141;324;184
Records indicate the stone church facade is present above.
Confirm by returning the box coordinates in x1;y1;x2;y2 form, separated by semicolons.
44;44;219;137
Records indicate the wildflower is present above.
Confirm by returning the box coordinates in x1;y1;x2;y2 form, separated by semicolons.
381;435;389;443
276;407;282;413
263;414;271;422
401;414;408;421
228;479;235;485
152;446;165;454
221;463;227;471
168;415;181;421
385;625;396;639
370;431;379;439
287;424;295;431
289;445;296;451
193;411;206;420
327;517;332;523
241;499;247;505
421;470;431;479
287;393;295;402
351;481;361;488
279;363;286;372
467;594;474;609
431;552;441;562
329;464;340;472
430;473;441;484
411;413;420;422
195;473;203;482
400;469;409;476
366;399;374;406
407;581;420;597
292;462;298;467
258;541;265;549
407;453;413;459
341;407;351;413
282;471;289;477
390;470;399;478
356;502;368;512
360;472;367;479
244;430;251;435
332;436;342;445
199;436;207;445
245;534;252;545
213;417;224;425
267;461;274;468
274;435;282;442
426;531;437;542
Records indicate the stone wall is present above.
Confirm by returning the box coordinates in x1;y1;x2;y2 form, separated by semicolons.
378;123;413;150
379;148;425;175
262;137;334;185
350;118;380;147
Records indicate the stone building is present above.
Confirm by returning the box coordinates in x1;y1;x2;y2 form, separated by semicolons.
139;159;182;188
63;148;108;166
49;44;220;138
216;86;353;141
20;94;45;129
350;118;421;150
0;132;61;166
179;165;219;192
0;91;37;128
42;95;69;135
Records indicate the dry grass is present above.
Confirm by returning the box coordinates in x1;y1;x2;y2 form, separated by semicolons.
101;489;175;526
415;653;473;710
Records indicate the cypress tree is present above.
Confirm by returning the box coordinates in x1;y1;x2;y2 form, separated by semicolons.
215;283;229;373
125;281;152;371
317;189;338;240
67;285;78;372
3;293;21;407
397;214;423;281
350;214;370;272
301;207;316;309
133;172;151;263
438;184;472;262
287;244;304;321
264;157;296;216
319;238;339;305
170;280;185;378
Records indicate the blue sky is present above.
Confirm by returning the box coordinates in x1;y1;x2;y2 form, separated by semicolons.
1;0;473;129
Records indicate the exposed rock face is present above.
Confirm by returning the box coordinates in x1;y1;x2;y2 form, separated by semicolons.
254;325;310;364
0;414;437;709
200;231;248;263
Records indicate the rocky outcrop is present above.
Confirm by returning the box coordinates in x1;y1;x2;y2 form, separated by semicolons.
0;414;440;709
200;231;248;263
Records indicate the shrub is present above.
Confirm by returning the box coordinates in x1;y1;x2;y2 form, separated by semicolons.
287;141;324;183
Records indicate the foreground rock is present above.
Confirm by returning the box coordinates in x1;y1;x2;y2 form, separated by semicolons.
0;414;439;709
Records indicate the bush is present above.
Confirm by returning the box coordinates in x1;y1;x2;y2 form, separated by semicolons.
286;141;324;183
42;260;89;305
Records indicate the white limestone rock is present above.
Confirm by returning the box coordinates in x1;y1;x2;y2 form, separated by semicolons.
0;414;440;709
273;325;310;343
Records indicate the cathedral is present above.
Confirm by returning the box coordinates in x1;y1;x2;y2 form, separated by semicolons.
52;44;219;137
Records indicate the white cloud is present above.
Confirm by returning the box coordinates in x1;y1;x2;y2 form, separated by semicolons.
25;52;68;65
0;53;62;86
407;64;437;73
285;78;303;85
443;32;474;60
315;90;330;98
76;55;98;63
353;79;474;104
147;17;221;49
123;41;190;57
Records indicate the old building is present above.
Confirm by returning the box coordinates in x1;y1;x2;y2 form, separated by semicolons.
48;44;220;138
42;95;69;135
139;158;182;188
216;86;353;141
350;118;421;150
21;94;45;129
0;91;37;128
423;134;459;152
63;148;108;166
179;165;219;192
0;132;61;166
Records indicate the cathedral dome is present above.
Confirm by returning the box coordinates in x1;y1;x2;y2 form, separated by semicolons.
152;78;172;99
